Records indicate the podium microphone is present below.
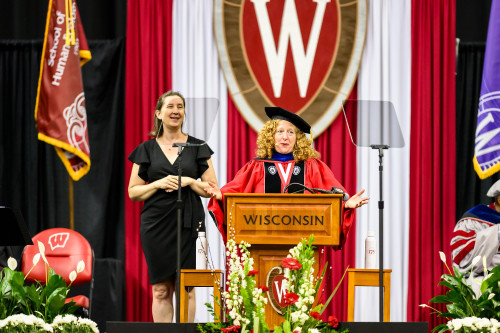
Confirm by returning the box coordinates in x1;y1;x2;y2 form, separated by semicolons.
330;187;350;201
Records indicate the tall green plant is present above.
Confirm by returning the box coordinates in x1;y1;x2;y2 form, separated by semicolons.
421;252;500;333
0;252;82;323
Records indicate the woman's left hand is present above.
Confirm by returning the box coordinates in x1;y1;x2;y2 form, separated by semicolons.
344;189;370;209
161;175;193;192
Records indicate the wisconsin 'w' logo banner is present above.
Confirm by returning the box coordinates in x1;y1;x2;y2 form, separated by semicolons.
474;0;500;179
214;0;366;137
35;0;92;181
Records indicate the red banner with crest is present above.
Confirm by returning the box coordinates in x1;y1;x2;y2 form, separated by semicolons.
35;0;91;181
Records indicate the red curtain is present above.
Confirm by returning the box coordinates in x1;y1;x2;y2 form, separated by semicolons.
124;0;174;322
227;98;257;180
227;86;358;320
407;0;456;328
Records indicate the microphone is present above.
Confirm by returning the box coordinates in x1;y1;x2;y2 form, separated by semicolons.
330;187;349;201
172;142;207;147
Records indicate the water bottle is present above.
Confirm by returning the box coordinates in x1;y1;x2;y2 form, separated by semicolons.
196;231;207;269
365;231;376;269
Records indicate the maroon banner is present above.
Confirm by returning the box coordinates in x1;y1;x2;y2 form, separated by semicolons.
35;0;92;181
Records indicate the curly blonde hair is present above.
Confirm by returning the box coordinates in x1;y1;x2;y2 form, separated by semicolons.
256;119;320;160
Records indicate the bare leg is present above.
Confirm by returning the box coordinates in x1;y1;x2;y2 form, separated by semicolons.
152;279;174;323
187;287;196;322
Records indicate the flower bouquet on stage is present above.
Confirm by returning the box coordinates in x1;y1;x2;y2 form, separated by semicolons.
421;252;500;333
0;242;99;333
199;235;348;333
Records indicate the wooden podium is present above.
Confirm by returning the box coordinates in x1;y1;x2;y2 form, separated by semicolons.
225;193;343;328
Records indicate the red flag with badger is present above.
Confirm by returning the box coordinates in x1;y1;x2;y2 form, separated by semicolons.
35;0;91;181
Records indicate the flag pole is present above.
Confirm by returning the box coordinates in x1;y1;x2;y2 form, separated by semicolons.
69;177;74;230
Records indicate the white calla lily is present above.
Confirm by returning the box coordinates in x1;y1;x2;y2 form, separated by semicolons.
37;241;45;254
36;241;49;265
439;251;446;263
69;270;77;282
471;255;481;267
32;253;41;265
76;260;85;273
7;257;17;270
40;252;49;265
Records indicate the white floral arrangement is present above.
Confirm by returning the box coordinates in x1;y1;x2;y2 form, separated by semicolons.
274;235;346;333
0;313;99;333
0;245;100;333
282;239;316;326
51;314;100;333
0;314;53;332
221;239;269;332
447;317;500;333
198;235;347;333
421;252;500;333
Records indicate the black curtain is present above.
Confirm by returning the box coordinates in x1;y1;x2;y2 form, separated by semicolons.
0;39;125;262
0;39;126;330
455;41;500;219
0;0;126;40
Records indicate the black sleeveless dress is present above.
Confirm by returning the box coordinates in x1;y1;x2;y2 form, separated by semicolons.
128;136;213;284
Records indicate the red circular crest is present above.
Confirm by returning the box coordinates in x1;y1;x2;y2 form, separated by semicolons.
214;0;367;137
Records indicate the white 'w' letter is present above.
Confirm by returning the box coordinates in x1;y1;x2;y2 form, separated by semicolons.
251;0;330;98
274;280;287;303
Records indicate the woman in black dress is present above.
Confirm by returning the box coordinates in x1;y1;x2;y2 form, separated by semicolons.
128;91;218;322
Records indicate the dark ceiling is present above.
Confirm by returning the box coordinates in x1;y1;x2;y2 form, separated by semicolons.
0;1;492;42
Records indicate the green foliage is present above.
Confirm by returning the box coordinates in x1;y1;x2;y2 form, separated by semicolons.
199;236;349;333
424;253;500;333
273;235;348;333
0;266;80;323
430;267;500;323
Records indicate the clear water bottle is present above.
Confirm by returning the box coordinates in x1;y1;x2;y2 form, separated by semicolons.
365;231;376;269
196;231;207;269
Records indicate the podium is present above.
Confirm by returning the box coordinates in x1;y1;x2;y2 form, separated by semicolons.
225;193;343;328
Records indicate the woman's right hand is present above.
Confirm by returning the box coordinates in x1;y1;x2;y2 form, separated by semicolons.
204;181;222;200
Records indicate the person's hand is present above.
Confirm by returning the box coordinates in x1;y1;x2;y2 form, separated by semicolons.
205;182;222;200
155;175;181;192
180;176;194;188
344;189;370;209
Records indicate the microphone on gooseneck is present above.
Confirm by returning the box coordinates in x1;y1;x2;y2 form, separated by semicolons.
172;142;207;147
330;187;349;201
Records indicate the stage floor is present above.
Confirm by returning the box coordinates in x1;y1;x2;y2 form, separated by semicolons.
107;321;428;333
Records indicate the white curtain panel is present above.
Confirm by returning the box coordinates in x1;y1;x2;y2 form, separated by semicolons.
172;0;228;323
356;0;411;322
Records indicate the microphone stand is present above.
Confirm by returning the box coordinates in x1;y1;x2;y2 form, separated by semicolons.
172;142;201;322
172;141;205;322
174;143;183;324
371;144;389;322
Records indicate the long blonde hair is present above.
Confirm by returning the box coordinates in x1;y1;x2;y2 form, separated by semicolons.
255;119;320;160
149;90;186;137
